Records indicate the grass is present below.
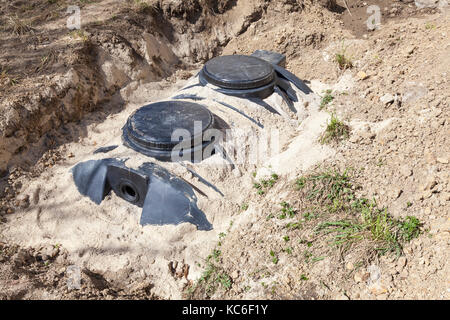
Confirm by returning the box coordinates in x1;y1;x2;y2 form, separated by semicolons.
240;203;249;211
279;201;296;219
133;0;157;13
296;170;423;255
425;22;436;30
270;250;278;264
186;244;232;298
320;90;334;110
7;15;34;36
253;173;279;195
0;66;20;87
69;29;89;42
335;42;353;70
319;113;350;144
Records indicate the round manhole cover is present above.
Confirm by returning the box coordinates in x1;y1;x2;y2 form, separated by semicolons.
123;101;214;160
201;55;275;90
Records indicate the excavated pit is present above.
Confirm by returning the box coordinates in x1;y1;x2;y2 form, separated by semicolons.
70;51;330;231
2;50;336;298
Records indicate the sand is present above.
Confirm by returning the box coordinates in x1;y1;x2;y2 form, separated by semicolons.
2;70;338;298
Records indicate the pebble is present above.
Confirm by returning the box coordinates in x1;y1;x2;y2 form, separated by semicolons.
437;157;448;164
357;71;368;80
380;93;395;105
399;165;413;177
399;269;409;280
369;282;388;296
396;257;407;272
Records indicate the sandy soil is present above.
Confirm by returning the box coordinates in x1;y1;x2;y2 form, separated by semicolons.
0;0;449;300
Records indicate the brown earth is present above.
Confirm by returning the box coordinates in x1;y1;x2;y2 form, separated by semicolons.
0;0;449;300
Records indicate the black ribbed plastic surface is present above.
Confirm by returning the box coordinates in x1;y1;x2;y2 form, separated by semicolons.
122;101;213;158
201;55;275;90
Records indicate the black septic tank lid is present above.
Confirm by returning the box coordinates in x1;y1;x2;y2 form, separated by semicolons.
122;101;215;161
200;55;275;90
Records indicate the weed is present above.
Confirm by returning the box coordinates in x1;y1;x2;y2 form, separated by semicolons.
311;256;325;263
270;250;278;264
376;158;385;167
316;220;364;247
300;274;309;281
283;236;290;242
186;246;232;298
320;114;350;144
241;203;249;211
253;173;279;195
305;169;353;204
320;90;334;110
299;169;422;255
285;222;301;230
280;202;296;218
398;216;421;242
303;250;312;263
69;29;89;42
7;15;34;35
303;211;318;221
295;177;306;190
335;42;353;70
425;22;436;29
134;0;156;13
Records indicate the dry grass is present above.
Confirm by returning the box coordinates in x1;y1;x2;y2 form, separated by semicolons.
6;15;34;36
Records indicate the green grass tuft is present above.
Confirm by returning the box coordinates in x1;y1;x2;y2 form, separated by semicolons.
320;114;350;144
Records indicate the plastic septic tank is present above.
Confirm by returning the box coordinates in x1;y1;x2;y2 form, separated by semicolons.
72;50;317;230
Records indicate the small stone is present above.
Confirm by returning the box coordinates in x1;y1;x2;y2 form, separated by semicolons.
357;71;368;80
422;177;437;191
437;157;448;164
380;93;395;105
369;282;388;296
41;245;59;259
422;190;433;199
399;269;409;279
396;257;407;272
41;254;50;261
399;165;412;177
231;270;240;280
376;293;389;300
346;262;354;270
